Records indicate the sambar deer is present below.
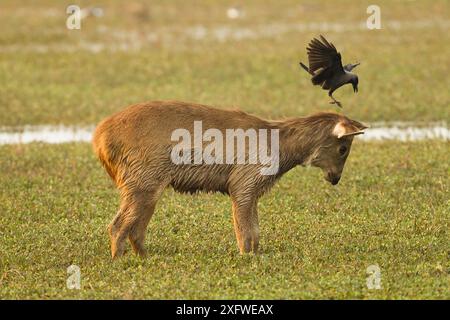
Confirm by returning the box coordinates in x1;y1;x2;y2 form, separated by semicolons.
93;101;367;258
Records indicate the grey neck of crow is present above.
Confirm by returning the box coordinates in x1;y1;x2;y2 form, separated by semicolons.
342;71;357;81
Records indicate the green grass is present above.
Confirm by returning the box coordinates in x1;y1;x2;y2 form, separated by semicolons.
0;0;449;125
0;141;448;299
0;0;449;299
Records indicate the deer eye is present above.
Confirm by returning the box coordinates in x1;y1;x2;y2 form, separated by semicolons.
339;145;347;156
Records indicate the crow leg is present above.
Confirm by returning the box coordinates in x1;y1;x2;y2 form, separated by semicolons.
328;91;342;108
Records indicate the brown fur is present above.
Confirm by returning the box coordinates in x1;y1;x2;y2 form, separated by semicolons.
92;100;367;258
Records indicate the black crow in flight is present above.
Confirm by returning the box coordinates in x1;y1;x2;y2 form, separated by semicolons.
300;35;359;108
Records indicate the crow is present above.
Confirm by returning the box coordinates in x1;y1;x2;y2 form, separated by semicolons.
299;35;360;108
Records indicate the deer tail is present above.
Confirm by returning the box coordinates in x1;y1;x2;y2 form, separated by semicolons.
92;120;119;184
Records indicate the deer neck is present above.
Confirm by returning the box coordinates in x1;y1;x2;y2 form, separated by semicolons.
273;119;323;171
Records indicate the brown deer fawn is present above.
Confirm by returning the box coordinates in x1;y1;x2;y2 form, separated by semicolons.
93;101;367;258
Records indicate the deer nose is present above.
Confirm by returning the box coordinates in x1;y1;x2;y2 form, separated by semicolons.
328;172;341;185
331;176;341;185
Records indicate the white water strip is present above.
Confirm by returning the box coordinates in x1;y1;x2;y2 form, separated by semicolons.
0;19;448;53
0;123;448;145
0;125;95;145
359;125;449;142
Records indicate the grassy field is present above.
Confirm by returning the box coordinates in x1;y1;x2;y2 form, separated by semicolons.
0;0;449;125
0;0;449;299
0;142;449;299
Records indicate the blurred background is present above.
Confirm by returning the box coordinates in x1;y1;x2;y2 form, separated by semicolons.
0;0;449;126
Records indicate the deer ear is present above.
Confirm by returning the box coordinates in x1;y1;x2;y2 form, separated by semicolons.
333;122;365;139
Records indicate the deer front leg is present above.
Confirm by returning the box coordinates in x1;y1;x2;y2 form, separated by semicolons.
231;197;259;254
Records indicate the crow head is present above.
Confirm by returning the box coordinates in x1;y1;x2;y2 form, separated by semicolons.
344;62;360;72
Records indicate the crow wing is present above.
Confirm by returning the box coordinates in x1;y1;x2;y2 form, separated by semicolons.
306;35;344;86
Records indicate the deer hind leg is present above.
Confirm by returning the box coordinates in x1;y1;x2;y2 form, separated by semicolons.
108;200;129;259
109;187;162;259
231;197;259;254
128;187;164;257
